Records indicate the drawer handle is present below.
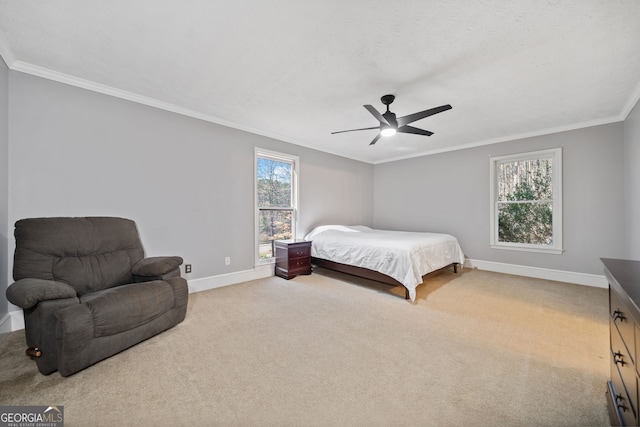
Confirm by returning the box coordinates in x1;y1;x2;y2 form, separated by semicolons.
616;394;628;412
613;309;626;322
614;352;626;366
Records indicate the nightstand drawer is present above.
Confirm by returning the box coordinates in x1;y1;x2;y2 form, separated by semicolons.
288;245;311;260
288;257;311;273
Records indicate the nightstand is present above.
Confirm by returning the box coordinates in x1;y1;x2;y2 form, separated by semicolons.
275;239;312;279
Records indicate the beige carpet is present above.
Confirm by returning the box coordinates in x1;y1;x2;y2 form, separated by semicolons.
0;268;610;426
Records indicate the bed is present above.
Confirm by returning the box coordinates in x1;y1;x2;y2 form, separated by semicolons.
304;225;465;301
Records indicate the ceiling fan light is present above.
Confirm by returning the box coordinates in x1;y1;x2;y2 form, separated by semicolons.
381;127;396;137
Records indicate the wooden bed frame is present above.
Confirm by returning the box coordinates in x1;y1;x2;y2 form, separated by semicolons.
311;256;459;299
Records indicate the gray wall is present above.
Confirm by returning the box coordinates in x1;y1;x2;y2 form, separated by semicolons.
374;123;626;275
3;62;638;324
6;71;373;304
625;98;640;258
0;55;8;340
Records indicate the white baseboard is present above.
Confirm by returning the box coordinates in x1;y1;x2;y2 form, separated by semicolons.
2;310;24;333
464;259;608;288
187;264;274;293
0;312;13;335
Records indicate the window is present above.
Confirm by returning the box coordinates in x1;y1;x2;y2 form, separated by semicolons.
490;148;562;254
255;149;299;262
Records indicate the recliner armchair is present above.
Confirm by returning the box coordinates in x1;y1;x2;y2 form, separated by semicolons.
6;217;188;376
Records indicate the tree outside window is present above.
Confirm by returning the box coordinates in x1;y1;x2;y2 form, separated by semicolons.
490;148;562;254
256;151;297;260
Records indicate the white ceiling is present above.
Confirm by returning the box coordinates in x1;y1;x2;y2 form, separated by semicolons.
1;1;639;164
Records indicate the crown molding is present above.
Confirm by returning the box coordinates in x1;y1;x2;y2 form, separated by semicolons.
375;115;624;164
0;38;16;68
622;80;640;120
8;61;374;164
5;59;637;166
11;60;254;130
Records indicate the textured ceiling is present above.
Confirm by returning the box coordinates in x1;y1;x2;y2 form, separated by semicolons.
1;1;639;164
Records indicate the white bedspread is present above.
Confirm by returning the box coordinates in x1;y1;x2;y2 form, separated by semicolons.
304;225;465;301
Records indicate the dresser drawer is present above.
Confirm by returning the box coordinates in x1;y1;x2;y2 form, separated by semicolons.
611;320;638;421
636;324;640;378
611;286;636;364
611;362;638;427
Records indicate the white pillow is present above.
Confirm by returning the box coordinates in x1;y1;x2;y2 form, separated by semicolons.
304;225;371;240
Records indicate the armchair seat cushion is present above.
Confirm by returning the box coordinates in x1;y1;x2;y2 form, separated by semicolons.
81;281;175;338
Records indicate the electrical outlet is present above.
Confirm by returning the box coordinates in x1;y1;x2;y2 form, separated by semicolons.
185;264;192;274
225;257;231;266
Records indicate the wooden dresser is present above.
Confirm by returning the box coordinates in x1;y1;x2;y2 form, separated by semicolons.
275;239;312;280
603;258;640;426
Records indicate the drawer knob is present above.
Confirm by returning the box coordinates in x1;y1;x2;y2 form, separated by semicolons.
614;352;626;366
615;394;629;412
613;309;626;322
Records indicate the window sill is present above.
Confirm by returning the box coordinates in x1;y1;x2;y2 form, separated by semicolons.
490;244;564;255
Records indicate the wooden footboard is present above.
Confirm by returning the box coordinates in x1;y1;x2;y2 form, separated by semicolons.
311;257;459;299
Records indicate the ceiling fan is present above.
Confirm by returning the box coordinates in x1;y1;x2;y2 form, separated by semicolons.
332;94;452;145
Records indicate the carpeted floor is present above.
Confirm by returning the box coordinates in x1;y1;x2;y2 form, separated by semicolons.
0;268;611;426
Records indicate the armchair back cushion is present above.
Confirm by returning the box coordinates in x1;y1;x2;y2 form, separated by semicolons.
14;217;144;296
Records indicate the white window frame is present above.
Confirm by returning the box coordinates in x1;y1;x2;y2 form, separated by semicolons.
254;148;299;265
489;148;563;254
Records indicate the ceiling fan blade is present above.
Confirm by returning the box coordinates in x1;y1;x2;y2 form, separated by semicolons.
396;104;452;127
331;126;380;135
397;125;434;136
369;133;382;146
364;105;389;125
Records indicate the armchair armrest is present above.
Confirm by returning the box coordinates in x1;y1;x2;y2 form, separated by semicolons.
6;278;78;309
132;256;183;279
